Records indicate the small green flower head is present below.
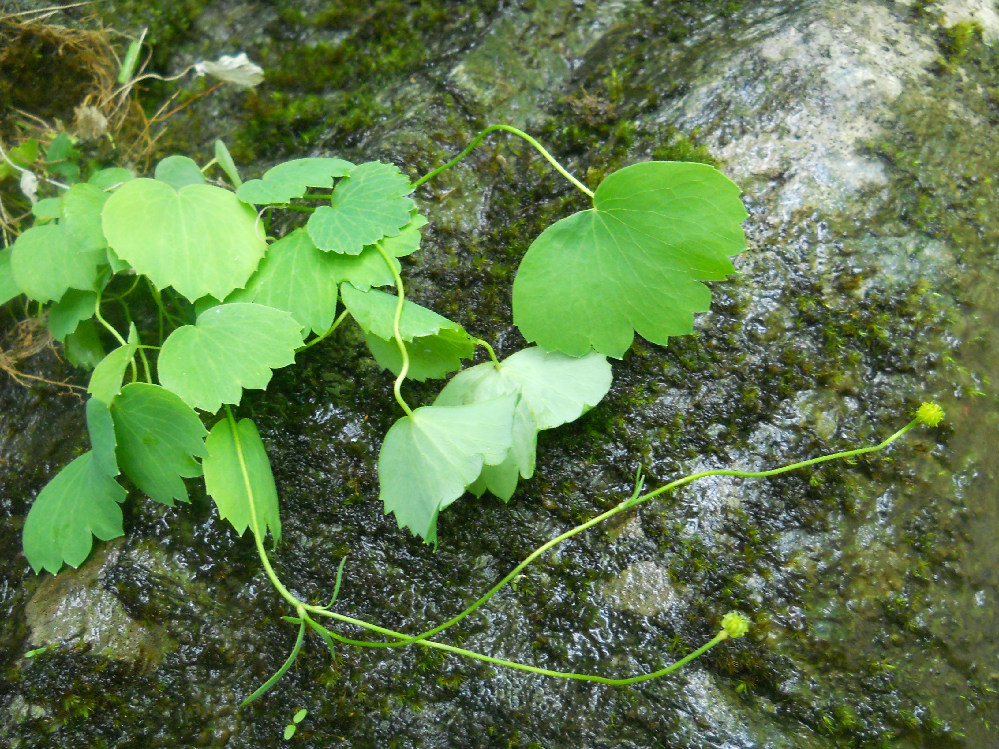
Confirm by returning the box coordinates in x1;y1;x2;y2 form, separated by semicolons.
916;402;945;428
720;611;750;639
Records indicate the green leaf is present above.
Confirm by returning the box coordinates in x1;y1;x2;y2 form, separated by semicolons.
293;709;308;723
158;303;303;412
341;285;475;380
22;451;126;574
31;197;63;219
306;161;414;255
87;323;138;403
340;285;459;341
214;140;242;187
88;167;134;190
0;248;19;305
61;182;109;251
10;223;105;303
512;161;748;357
327;213;427;291
378;396;516;543
101;178;267;302
203;415;281;541
86;397;118;477
154;155;206;188
227;229;340;335
435;347;612;500
63;319;105;368
47;289;97;341
284;725;297;741
109;383;207;506
363;328;475;381
236;157;354;205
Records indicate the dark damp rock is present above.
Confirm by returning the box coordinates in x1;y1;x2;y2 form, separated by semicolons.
2;0;998;746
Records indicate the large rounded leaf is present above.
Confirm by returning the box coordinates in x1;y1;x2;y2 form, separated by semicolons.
10;223;105;303
158;303;303;412
101;178;267;301
512;161;748;358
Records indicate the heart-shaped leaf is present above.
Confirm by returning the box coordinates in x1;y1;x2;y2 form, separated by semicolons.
378;396;516;544
10;223;105;303
22;451;126;574
227;229;340;335
307;161;414;255
101;178;267;301
513;161;748;358
203;415;281;541
110;383;208;506
158;303;303;412
236;157;354;205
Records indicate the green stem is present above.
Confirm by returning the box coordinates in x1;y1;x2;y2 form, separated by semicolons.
374;243;413;417
475;337;501;366
93;288;135;381
305;612;729;685
297;309;350;352
412;124;594;199
312;418;920;649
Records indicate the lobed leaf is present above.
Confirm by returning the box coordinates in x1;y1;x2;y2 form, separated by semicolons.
158;303;303;412
512;161;748;358
109;383;207;506
101;178;267;302
47;289;97;341
10;223;106;303
227;228;340;335
435;347;612;500
340;285;460;341
378;396;516;544
307;161;414;255
203;416;281;541
22;451;126;575
236;157;354;205
328;212;427;291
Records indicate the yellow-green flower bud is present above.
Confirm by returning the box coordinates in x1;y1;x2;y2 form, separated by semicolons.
720;611;750;639
916;402;945;428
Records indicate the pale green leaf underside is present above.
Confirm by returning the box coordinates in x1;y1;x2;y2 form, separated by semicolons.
110;383;207;506
364;328;475;381
48;289;97;341
1;248;21;306
435;347;612;500
513;161;748;358
236;157;354;205
378;396;516;544
32;197;63;219
227;228;340;335
23;451;126;574
158;303;303;412
88;167;134;190
87;323;138;404
307;161;414;255
86;397;119;478
214;140;242;187
10;223;105;303
203;416;282;541
101;179;267;301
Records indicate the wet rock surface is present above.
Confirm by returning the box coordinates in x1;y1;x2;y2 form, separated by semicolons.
2;0;998;746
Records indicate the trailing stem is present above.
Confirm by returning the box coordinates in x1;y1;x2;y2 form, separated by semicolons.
238;407;935;704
